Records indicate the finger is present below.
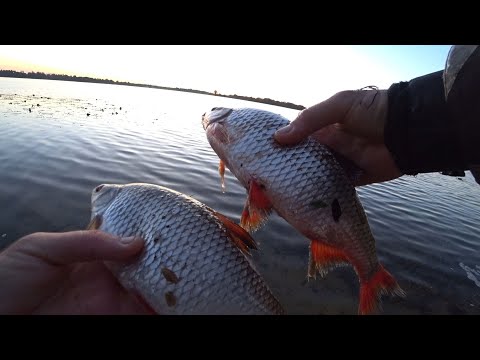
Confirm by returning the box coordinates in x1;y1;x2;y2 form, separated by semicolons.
14;230;144;266
274;91;357;145
342;89;389;142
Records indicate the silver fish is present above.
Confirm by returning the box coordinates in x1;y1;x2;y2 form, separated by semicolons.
87;182;285;315
202;107;405;315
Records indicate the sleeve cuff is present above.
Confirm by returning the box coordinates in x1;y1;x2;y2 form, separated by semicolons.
384;70;465;175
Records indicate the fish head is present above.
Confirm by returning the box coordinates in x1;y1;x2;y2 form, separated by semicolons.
203;107;289;183
90;183;123;219
203;107;268;165
202;107;234;158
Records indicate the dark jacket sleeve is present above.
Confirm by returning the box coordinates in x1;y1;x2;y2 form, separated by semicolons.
384;45;480;181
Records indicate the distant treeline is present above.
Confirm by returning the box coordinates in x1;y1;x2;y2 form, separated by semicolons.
0;70;306;110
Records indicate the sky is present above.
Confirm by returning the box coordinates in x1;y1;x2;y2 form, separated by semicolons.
0;45;452;107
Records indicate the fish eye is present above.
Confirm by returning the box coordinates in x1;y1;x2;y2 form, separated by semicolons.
95;185;104;193
208;108;233;124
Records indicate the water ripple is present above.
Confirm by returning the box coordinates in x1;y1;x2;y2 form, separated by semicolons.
1;78;480;314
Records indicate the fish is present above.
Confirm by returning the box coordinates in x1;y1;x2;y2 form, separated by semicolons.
87;182;285;315
202;107;405;315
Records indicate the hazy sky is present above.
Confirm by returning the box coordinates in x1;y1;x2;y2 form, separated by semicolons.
0;45;451;107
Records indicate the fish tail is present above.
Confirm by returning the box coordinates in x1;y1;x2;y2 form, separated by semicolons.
359;265;405;315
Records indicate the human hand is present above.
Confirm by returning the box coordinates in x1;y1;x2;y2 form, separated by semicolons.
0;230;152;315
274;90;403;186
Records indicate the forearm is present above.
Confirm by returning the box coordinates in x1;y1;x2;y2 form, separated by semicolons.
384;46;480;176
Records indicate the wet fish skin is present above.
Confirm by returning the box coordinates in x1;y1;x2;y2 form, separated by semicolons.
88;182;285;315
203;107;405;315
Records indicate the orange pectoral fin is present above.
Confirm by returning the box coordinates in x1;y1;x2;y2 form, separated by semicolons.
213;210;258;255
219;160;226;192
308;239;351;279
240;180;272;233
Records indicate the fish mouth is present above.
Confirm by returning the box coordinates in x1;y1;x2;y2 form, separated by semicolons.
202;107;233;130
91;184;122;218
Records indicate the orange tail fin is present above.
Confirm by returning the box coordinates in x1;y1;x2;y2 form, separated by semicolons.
359;265;406;315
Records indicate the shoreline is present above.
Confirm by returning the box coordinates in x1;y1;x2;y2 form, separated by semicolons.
0;70;306;111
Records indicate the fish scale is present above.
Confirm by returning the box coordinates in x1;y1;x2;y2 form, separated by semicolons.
203;107;405;315
88;182;284;315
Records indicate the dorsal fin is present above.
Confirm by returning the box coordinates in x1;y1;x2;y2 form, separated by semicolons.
213;211;258;255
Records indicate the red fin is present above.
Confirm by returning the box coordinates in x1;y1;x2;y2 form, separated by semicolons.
219;160;226;192
359;265;406;315
213;211;257;255
308;239;350;279
240;180;272;233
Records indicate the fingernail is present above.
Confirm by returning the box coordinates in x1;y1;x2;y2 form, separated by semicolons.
120;236;137;244
275;124;293;136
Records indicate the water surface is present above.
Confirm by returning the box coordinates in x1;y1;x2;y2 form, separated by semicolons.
1;77;479;314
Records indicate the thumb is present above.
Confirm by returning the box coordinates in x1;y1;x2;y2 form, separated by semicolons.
274;91;356;145
12;230;144;266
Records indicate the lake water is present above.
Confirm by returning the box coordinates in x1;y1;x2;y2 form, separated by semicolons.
1;77;480;315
